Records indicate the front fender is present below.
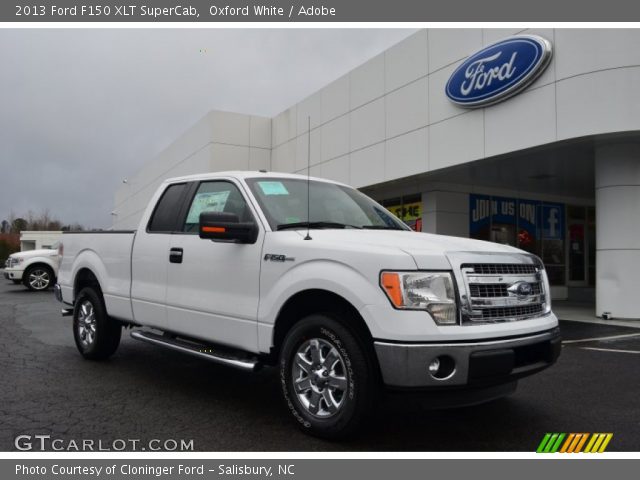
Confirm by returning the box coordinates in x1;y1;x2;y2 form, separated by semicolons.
257;259;382;352
23;256;59;276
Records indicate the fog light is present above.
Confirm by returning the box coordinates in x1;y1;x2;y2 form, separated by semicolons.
427;355;456;380
428;358;440;375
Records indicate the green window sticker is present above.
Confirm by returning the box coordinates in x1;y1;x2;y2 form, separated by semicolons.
258;181;289;196
185;191;230;224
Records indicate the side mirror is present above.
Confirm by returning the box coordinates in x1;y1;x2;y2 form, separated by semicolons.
199;211;258;244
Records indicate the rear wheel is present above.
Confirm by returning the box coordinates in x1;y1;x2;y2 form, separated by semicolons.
279;313;375;439
23;265;54;291
73;287;121;360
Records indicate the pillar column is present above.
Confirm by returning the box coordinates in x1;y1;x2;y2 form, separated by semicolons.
595;143;640;319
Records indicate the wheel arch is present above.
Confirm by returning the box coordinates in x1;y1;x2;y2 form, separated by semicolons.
74;267;103;299
270;289;381;379
22;261;56;288
23;261;56;276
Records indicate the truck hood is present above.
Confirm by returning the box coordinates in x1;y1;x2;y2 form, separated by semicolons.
11;249;57;259
294;229;527;268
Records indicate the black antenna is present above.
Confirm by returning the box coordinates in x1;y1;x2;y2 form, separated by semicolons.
304;116;312;240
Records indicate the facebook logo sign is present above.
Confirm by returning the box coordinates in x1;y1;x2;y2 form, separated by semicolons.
542;204;564;239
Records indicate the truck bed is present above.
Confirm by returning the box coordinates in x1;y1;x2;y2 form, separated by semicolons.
57;230;136;321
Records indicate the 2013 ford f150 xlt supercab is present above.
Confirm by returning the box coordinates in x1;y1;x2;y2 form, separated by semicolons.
55;171;560;438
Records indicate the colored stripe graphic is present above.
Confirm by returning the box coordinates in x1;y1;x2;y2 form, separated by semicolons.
559;433;575;453
536;433;552;453
574;433;589;453
537;433;613;453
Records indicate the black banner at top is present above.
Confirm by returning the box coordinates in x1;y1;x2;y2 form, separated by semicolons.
4;0;640;22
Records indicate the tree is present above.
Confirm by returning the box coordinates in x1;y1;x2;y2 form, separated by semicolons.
61;223;85;232
0;234;20;263
6;210;83;233
10;217;27;233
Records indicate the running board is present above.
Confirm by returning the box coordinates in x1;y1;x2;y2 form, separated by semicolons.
130;330;261;372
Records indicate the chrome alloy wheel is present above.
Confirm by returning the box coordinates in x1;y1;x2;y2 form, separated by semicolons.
77;300;97;347
28;269;50;290
292;338;348;418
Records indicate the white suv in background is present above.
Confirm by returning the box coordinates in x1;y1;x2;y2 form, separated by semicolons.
4;243;61;291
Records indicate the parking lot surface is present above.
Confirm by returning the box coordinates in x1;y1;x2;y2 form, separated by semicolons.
1;278;638;451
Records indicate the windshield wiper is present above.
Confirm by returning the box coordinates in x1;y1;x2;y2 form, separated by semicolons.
276;221;362;231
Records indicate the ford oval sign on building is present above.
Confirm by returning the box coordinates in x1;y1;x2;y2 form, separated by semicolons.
445;35;552;108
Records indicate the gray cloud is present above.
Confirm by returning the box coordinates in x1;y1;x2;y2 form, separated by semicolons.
0;28;415;229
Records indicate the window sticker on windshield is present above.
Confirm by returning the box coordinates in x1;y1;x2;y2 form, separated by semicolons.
258;181;289;196
186;191;230;224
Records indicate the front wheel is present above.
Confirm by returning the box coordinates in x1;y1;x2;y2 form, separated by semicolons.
279;314;376;439
73;287;121;360
23;265;54;291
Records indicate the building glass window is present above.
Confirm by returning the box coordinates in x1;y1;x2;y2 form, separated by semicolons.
470;194;567;286
381;194;422;231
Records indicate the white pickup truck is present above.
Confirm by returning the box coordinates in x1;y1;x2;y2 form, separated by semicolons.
55;171;560;438
4;244;61;291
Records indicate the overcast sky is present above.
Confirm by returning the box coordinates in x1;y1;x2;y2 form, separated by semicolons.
0;28;415;229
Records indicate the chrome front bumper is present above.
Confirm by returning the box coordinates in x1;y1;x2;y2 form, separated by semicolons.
374;327;561;388
3;268;23;281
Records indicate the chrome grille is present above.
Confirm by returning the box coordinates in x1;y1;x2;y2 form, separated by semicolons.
479;304;544;319
460;262;547;323
464;263;537;275
469;282;542;298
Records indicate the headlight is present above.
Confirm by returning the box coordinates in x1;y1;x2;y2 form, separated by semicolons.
541;267;552;314
380;271;458;325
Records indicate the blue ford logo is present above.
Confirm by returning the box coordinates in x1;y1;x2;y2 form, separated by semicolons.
445;35;552;108
508;281;534;297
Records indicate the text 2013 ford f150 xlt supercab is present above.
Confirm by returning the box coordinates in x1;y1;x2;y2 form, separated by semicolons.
55;171;561;438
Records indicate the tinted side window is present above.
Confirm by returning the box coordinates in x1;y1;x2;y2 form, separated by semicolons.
147;183;187;232
182;181;252;233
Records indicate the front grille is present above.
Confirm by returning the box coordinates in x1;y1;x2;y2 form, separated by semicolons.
477;304;543;320
464;263;538;275
469;282;542;298
460;261;546;324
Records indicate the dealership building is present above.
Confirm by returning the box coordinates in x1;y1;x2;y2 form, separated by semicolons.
113;28;640;319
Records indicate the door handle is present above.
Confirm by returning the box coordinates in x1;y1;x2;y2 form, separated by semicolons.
169;247;183;264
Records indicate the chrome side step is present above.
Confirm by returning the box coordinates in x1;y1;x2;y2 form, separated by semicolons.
130;330;261;372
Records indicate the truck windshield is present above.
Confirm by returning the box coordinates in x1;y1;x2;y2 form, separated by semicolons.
245;177;409;231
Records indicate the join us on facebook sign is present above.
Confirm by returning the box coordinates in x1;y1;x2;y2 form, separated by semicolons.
470;194;564;240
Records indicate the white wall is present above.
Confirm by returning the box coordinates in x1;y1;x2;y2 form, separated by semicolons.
269;28;640;189
112;111;271;229
20;231;62;251
114;28;640;230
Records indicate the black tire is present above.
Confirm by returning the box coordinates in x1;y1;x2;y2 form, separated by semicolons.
279;313;376;439
73;287;121;360
23;264;54;291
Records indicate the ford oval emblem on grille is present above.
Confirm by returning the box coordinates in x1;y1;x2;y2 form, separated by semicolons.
445;35;552;108
508;281;533;297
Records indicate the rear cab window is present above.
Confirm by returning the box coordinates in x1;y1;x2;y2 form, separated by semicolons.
147;183;188;233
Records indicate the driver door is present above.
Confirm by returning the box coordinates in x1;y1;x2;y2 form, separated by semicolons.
165;179;264;352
